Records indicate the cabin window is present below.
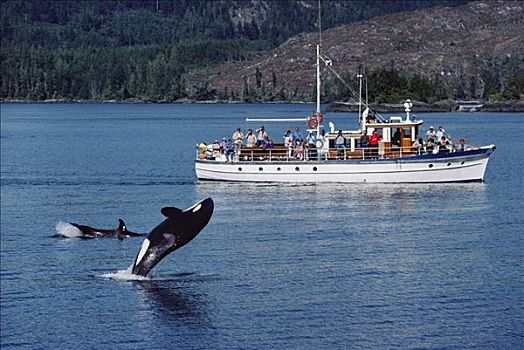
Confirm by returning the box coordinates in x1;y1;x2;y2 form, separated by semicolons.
313;167;318;171
238;167;242;171
258;167;263;171
277;167;281;171
429;164;434;168
295;167;300;171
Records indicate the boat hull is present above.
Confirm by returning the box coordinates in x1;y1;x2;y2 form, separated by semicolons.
195;147;495;183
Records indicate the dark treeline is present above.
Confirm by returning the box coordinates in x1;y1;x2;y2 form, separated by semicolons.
1;42;254;101
1;0;472;102
238;58;524;104
236;67;448;104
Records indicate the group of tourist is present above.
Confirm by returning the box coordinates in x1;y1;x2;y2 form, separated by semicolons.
284;127;320;160
220;126;326;161
412;126;466;155
201;126;275;162
198;124;468;162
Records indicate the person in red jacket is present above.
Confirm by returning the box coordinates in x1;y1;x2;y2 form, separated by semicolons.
369;130;381;158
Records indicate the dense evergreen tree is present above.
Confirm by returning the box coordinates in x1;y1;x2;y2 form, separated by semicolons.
4;0;504;103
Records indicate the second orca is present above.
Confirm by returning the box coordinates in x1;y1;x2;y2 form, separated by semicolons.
59;219;145;239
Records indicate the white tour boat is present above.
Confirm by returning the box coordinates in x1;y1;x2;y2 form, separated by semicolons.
195;45;495;183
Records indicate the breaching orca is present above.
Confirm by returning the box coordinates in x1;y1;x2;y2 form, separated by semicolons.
132;198;214;277
66;219;145;239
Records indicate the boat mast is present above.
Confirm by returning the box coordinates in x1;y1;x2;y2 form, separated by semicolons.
316;45;321;115
357;66;363;121
316;0;321;115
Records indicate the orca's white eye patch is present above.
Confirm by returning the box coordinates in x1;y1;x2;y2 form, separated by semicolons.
192;204;202;212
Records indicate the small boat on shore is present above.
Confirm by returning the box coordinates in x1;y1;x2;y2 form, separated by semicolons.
457;100;484;112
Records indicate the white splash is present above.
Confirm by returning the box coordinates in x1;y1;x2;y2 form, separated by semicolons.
97;265;149;281
55;221;83;238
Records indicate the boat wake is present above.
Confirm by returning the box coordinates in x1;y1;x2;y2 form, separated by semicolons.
97;266;149;281
55;221;83;238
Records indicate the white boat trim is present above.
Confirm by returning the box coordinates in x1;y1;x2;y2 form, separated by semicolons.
196;148;494;183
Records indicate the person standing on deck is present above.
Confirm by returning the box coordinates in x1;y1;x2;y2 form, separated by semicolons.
412;136;424;155
225;139;235;162
292;127;303;142
436;126;446;141
284;130;292;158
369;130;381;158
232;128;244;158
245;129;256;147
219;137;227;154
426;126;436;141
335;130;346;159
321;130;329;160
392;129;401;147
458;138;466;152
284;130;292;147
256;126;268;146
306;132;316;160
295;139;304;160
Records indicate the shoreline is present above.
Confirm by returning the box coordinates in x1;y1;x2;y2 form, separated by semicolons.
2;98;523;112
326;101;524;113
0;98;313;105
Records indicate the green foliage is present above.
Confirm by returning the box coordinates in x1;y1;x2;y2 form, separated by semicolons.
0;44;189;101
479;55;524;101
321;68;446;104
0;0;474;102
506;77;524;99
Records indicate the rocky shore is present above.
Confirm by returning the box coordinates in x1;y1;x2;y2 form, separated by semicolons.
326;100;524;113
2;98;523;112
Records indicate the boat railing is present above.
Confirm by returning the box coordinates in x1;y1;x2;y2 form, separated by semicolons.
197;144;460;162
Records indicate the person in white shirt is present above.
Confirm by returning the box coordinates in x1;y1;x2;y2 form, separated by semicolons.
436;126;446;141
426;126;436;141
256;126;268;145
232;128;244;158
245;129;256;147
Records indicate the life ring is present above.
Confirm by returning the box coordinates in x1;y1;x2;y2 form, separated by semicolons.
308;116;319;129
315;139;324;149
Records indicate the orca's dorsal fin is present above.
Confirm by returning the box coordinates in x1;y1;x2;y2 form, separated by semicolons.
161;207;183;218
118;219;126;232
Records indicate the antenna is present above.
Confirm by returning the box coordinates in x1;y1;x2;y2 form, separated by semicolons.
315;0;322;115
318;0;322;48
357;66;363;121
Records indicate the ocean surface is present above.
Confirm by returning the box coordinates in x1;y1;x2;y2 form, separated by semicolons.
1;103;523;349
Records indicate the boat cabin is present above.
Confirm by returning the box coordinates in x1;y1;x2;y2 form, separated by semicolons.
323;113;423;159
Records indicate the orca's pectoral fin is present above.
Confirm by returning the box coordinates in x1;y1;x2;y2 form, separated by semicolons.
161;207;183;218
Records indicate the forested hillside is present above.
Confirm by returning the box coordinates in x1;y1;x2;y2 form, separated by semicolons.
198;1;524;104
1;0;471;102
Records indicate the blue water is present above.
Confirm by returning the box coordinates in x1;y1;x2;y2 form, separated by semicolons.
1;103;523;349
